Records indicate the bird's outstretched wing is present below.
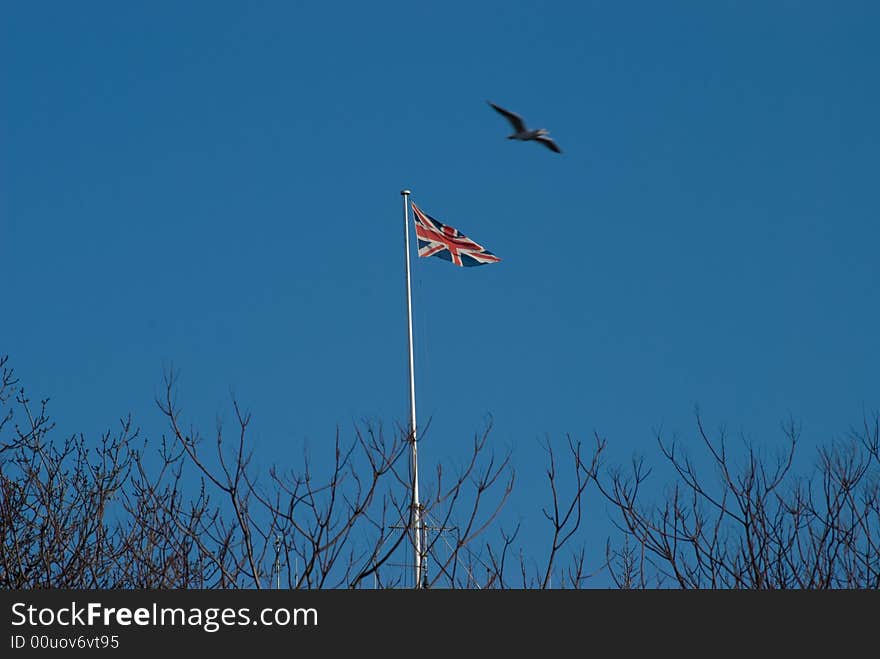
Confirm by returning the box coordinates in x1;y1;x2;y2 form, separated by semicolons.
534;135;562;153
488;101;526;133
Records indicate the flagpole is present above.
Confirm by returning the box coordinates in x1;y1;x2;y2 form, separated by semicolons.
401;189;423;589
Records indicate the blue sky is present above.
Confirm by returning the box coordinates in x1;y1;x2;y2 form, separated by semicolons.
3;2;879;584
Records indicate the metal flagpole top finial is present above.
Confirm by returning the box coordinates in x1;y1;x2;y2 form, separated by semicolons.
401;189;411;196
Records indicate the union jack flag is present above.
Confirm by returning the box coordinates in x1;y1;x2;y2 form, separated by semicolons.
411;202;501;267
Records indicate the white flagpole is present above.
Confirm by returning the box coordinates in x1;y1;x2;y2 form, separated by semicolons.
401;189;423;589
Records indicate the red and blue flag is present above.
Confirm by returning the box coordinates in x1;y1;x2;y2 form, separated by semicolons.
411;202;501;267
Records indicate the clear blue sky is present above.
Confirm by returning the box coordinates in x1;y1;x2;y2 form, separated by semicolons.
3;2;879;583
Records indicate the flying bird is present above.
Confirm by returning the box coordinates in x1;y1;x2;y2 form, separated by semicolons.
488;101;562;153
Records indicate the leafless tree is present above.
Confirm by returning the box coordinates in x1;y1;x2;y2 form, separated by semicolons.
1;356;600;589
475;434;607;589
3;353;878;589
594;411;880;588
